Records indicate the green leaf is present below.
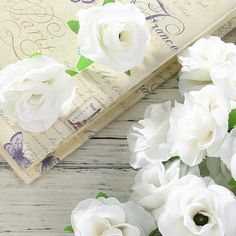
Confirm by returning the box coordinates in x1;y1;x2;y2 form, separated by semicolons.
96;192;109;199
228;109;236;131
66;69;78;77
228;178;236;188
163;156;181;165
169;156;181;161
165;156;180;163
125;70;131;76
77;56;94;71
67;20;80;34
103;0;115;5
149;228;161;236
30;52;42;58
64;225;74;233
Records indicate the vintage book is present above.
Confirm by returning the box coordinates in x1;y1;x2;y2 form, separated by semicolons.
0;0;235;183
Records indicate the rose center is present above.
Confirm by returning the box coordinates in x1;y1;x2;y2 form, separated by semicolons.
206;130;213;141
119;31;131;43
29;94;43;104
193;213;209;226
43;78;54;86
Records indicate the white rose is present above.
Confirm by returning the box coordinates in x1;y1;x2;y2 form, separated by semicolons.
168;86;229;166
77;3;149;72
0;56;75;132
178;36;236;94
185;85;230;126
71;197;155;236
158;175;236;236
186;85;230;157
211;56;236;101
127;102;172;169
130;160;199;217
218;128;236;181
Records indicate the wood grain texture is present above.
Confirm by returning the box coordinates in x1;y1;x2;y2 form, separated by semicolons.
0;29;235;236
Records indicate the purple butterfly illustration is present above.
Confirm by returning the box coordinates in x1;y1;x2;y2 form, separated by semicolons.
4;132;32;169
41;153;59;173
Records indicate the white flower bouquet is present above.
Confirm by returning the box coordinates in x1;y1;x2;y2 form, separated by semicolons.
64;33;236;236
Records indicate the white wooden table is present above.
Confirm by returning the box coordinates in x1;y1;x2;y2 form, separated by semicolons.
0;29;235;236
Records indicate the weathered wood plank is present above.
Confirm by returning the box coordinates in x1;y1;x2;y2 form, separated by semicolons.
0;168;135;234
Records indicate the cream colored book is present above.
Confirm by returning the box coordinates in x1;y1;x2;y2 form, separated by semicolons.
0;0;235;183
